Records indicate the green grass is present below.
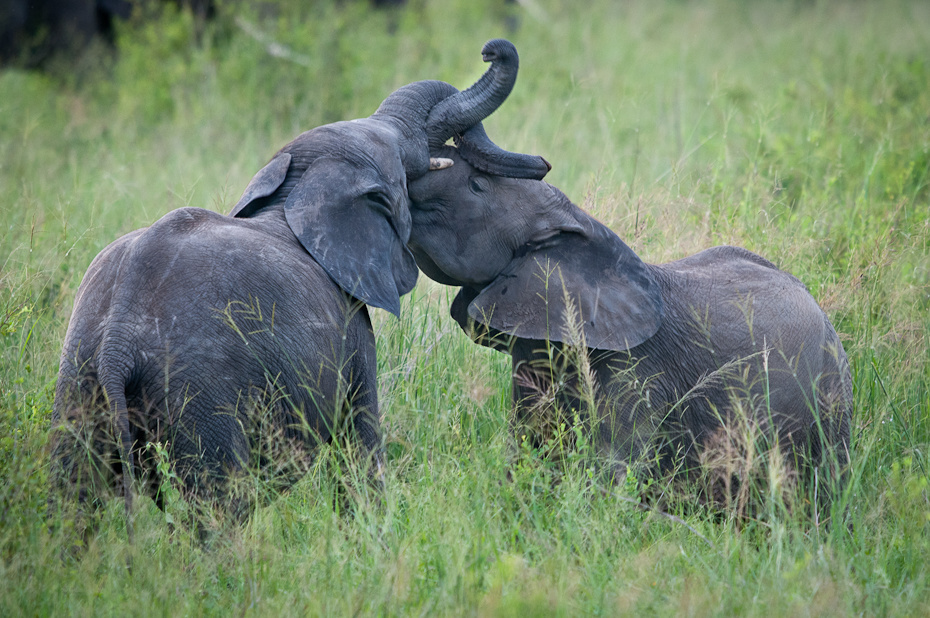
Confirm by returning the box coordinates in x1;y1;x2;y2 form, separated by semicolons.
2;0;929;614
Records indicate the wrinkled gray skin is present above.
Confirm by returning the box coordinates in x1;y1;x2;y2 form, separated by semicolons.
409;147;852;512
51;39;550;530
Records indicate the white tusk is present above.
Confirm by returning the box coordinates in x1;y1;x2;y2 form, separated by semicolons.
429;157;454;171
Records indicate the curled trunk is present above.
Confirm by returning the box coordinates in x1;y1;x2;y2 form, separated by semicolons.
378;39;550;181
424;39;550;180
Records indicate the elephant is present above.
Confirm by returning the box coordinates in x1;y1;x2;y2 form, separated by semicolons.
0;0;114;66
0;0;215;68
407;147;852;517
50;39;551;535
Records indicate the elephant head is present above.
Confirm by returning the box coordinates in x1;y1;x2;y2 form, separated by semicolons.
229;39;550;316
408;147;663;352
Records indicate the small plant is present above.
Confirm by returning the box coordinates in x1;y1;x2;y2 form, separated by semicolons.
0;303;32;338
145;441;189;528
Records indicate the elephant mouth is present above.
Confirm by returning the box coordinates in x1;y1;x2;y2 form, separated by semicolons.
407;242;466;287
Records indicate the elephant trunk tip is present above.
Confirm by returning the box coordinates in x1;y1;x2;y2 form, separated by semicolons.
481;39;518;66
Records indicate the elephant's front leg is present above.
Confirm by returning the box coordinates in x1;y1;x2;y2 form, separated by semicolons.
508;339;590;455
343;318;385;490
591;359;667;482
350;398;384;487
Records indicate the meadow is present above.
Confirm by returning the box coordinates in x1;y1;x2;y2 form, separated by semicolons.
1;0;928;614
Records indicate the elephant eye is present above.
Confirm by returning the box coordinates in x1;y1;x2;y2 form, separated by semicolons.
412;199;441;212
364;191;393;216
469;176;489;194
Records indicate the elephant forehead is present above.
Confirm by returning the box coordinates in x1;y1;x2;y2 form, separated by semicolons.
311;120;407;183
321;119;402;153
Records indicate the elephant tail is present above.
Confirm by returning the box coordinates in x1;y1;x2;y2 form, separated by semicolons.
97;352;135;544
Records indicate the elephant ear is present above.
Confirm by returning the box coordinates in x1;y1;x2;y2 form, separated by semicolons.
229;153;292;217
283;157;418;316
465;231;663;352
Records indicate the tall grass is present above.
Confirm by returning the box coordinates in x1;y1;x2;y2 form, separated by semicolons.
1;0;928;614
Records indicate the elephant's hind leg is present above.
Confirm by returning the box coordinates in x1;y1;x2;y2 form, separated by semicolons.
49;365;126;548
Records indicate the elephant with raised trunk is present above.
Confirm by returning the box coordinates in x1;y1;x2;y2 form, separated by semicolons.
50;40;550;533
407;147;851;517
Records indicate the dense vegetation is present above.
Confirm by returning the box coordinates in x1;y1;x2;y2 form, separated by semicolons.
1;0;928;614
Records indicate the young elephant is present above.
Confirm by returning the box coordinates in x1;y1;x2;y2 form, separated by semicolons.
50;40;551;532
408;147;851;513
